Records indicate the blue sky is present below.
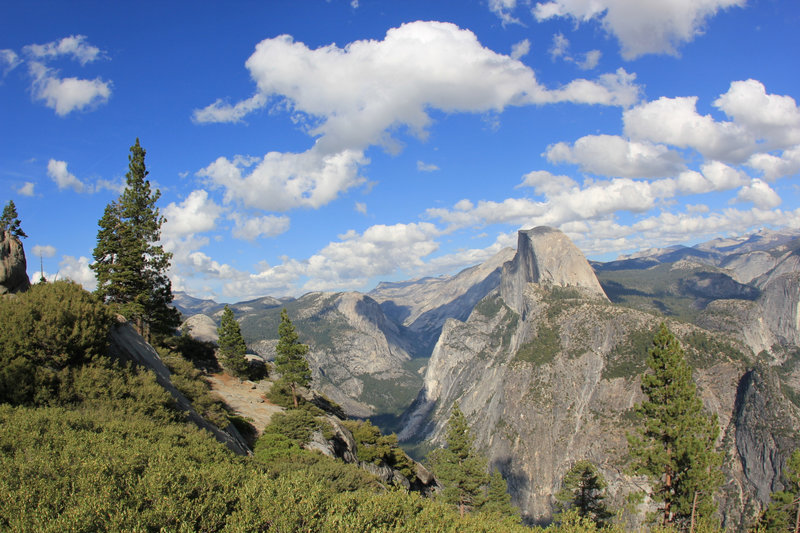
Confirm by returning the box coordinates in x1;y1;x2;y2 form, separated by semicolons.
2;0;799;301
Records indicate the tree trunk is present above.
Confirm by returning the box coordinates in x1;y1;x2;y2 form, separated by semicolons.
291;383;298;408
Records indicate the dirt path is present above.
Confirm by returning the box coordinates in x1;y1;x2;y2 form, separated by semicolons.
206;373;283;434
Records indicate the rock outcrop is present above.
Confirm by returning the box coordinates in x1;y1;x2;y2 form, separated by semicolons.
181;313;219;344
0;230;30;295
500;227;607;313
400;227;800;524
108;316;251;455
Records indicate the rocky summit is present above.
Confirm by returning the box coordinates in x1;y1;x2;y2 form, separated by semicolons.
179;226;800;525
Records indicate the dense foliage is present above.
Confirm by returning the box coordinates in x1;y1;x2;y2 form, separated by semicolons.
274;308;311;407
627;323;723;527
0;281;113;405
0;200;26;238
90;139;180;340
217;305;250;379
555;460;612;526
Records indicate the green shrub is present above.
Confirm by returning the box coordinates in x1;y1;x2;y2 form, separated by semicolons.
0;281;113;405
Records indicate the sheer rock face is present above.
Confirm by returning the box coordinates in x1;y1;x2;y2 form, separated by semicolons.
400;227;799;524
500;227;607;314
0;230;30;295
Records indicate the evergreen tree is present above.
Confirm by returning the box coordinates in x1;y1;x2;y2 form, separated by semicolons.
555;460;612;526
91;139;180;340
429;403;489;517
627;323;723;527
757;449;800;533
217;305;249;379
481;468;520;519
274;308;311;408
1;200;27;239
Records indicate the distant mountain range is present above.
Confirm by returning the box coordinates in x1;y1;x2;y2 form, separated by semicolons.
176;226;800;524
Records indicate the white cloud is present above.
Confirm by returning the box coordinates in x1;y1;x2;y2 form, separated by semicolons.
198;147;368;211
623;95;753;162
162;189;223;239
23;35;103;65
32;244;56;258
28;61;111;116
489;0;522;25
47;159;86;193
192;93;266;124
58;255;96;291
230;213;290;240
518;170;578;196
747;145;800;181
532;0;746;59
510;39;531;60
1;49;21;74
94;177;126;194
417;160;440;172
355;202;367;215
195;22;640;215
545;134;684;177
713;79;800;148
17;182;35;196
548;33;600;70
550;33;570;59
577;50;601;70
735;179;782;209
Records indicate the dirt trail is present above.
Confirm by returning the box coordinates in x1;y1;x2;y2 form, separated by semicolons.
206;373;283;434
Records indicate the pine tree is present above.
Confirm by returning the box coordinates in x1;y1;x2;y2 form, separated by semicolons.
758;449;800;533
627;323;723;527
555;460;612;526
91;139;180;340
481;468;520;519
429;403;490;517
274;308;311;408
217;305;249;379
1;200;27;239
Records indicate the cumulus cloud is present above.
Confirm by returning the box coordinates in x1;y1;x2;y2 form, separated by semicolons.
198;147;367;211
230;213;290;240
194;22;640;216
28;62;111;116
23;35;103;65
510;39;531;60
747;145;800;181
58;255;96;290
545;134;684;177
47;159;86;193
713;79;800;148
1;49;21;74
17;182;35;196
735;179;782;209
32;244;56;258
548;33;601;70
162;189;223;239
532;0;746;59
221;222;442;298
623;95;753;162
489;0;522;25
417;160;440;172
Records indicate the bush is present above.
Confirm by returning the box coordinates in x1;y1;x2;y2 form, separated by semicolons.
0;281;113;405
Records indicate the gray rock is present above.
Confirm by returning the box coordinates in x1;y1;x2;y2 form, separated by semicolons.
181;313;219;344
0;230;30;295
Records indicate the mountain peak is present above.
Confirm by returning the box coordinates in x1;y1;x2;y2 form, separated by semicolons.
501;227;607;312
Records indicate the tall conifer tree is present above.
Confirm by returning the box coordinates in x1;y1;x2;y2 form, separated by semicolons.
429;403;489;517
217;305;249;379
274;308;311;408
1;200;27;239
627;323;723;527
555;460;612;526
91;139;180;340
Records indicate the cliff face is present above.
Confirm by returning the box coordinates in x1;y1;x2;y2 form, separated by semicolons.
500;227;607;314
401;227;800;524
0;230;30;295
